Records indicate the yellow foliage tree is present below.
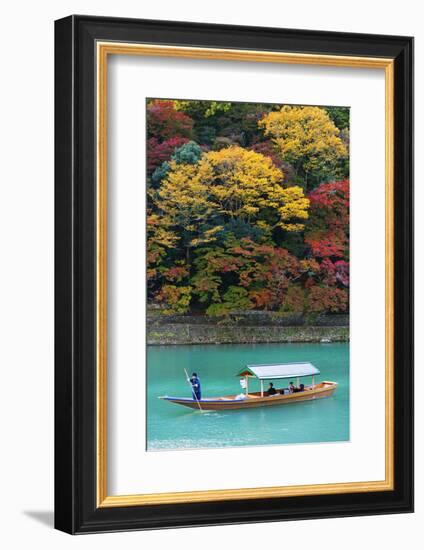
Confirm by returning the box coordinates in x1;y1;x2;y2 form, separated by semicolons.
155;160;219;249
156;146;309;238
146;210;179;282
259;106;348;188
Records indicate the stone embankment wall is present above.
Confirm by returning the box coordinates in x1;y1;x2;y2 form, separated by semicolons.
147;312;349;345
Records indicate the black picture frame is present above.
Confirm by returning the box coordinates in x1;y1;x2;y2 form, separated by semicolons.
55;14;414;534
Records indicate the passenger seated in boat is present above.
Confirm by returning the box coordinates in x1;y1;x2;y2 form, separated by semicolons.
288;381;295;393
293;383;305;393
266;382;277;396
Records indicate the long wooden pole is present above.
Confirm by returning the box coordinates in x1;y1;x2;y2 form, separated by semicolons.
184;368;202;412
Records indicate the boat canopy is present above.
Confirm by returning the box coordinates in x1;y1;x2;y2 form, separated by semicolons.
237;362;320;380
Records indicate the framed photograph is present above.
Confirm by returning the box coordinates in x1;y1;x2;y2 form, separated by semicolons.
54;15;413;534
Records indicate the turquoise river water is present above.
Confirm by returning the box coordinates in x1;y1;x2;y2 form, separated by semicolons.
146;342;349;451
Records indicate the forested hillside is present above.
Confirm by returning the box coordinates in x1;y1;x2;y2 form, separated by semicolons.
146;99;349;316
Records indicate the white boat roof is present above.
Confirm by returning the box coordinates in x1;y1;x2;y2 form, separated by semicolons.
237;362;320;380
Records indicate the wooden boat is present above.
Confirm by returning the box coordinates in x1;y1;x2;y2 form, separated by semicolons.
159;362;337;411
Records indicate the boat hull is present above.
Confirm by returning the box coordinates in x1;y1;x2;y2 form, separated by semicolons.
160;381;337;411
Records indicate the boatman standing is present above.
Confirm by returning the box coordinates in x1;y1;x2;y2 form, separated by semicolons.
189;372;202;401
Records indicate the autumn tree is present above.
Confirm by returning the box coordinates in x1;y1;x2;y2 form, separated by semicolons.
146;211;179;286
305;180;349;260
301;180;350;313
152;146;309;264
259;106;348;189
188;146;309;230
147;100;193;141
152;158;219;271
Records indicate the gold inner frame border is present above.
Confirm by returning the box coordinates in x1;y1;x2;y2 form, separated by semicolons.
96;42;394;508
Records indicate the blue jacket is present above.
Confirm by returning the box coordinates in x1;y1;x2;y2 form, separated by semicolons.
190;376;201;398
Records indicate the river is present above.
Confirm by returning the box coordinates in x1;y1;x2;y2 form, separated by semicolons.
147;342;349;451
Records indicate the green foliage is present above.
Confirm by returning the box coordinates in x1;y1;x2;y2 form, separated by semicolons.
151;161;170;186
204;101;232;117
151;141;202;185
174;100;279;149
196;126;216;145
325;107;350;130
171;141;203;164
206;286;252;317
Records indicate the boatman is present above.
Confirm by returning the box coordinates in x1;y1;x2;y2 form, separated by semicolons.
189;372;202;401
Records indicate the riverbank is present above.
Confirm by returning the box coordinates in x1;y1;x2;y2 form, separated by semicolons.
147;312;349;345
